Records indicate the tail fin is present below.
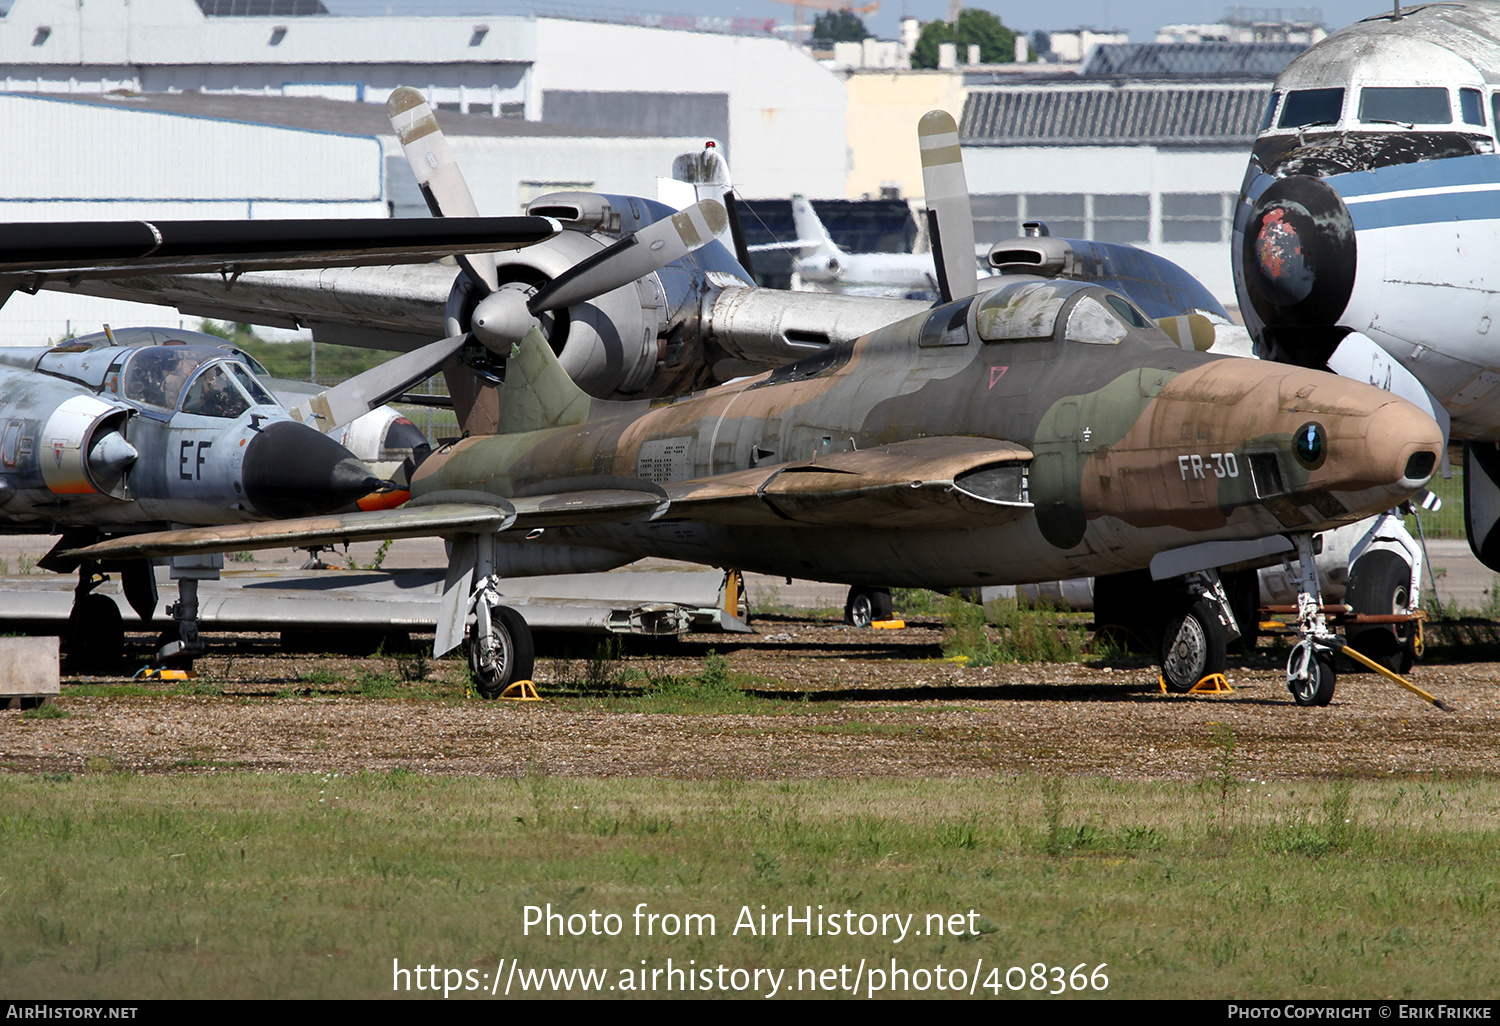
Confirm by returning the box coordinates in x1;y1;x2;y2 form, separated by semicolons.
791;194;839;259
442;326;600;437
661;141;755;278
493;327;596;434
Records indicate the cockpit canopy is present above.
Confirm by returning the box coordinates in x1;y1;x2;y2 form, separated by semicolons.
120;345;276;418
1264;31;1494;137
919;280;1158;349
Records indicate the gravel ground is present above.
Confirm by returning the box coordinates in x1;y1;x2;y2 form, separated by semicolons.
3;615;1495;783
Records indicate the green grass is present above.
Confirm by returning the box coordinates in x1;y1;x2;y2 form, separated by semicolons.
941;595;1091;666
1;772;1498;998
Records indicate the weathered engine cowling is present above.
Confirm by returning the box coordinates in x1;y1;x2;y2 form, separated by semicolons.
444;228;663;397
38;395;135;498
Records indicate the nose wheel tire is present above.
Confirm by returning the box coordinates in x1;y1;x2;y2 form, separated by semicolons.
467;604;535;699
844;586;892;628
1159;598;1228;693
1288;645;1336;706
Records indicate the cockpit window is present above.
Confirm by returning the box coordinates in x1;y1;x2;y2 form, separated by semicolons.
1461;87;1486;126
1063;298;1127;345
1105;294;1152;328
1358;86;1452;125
918;298;974;348
227;362;277;407
1279;88;1344;128
181;364;252;419
1258;91;1280;132
975;282;1067;343
121;346;224;411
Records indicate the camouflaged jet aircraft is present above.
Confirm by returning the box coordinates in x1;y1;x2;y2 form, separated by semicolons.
50;108;1440;706
67;255;1444;709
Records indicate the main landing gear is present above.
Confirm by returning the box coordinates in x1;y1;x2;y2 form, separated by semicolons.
465;574;535;699
844;586;892;627
1156;571;1241;693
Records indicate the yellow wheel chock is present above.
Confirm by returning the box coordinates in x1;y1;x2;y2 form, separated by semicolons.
1158;672;1232;695
500;679;543;701
133;667;197;681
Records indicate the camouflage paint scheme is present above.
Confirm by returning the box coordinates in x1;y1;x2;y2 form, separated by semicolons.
68;276;1441;624
386;276;1441;590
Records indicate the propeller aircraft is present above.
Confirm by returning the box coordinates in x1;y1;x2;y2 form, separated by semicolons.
61;111;1447;708
1233;1;1500;579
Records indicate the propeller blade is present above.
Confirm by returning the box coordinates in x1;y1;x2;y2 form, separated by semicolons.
528;199;728;313
918;110;979;303
387;85;500;294
285;333;468;432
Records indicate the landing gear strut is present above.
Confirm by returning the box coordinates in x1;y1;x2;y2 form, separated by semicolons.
466;575;535;699
155;553;219;668
66;563;124;675
1285;532;1336;706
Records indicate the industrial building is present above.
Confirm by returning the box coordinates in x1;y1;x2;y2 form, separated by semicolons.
957;42;1305;307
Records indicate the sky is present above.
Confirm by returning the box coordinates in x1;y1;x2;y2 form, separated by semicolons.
324;1;1403;44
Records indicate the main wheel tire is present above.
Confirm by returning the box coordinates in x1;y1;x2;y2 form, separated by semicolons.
1289;648;1336;706
152;624;196;672
467;605;535;699
1345;550;1415;674
66;593;124;675
844;587;892;628
1159;598;1228;693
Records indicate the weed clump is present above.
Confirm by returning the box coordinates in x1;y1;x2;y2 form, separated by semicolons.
941;594;1088;665
649;650;741;698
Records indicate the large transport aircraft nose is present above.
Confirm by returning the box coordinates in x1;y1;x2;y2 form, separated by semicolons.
1241;175;1358;367
242;421;383;519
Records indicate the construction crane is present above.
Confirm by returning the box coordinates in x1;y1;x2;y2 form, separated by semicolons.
769;0;880;44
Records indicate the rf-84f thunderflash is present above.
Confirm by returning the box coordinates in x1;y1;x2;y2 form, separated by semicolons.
73;273;1444;706
59;108;1442;706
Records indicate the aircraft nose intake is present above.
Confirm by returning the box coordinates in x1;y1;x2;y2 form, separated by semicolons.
242;421;382;519
1241;175;1357;365
1367;399;1443;489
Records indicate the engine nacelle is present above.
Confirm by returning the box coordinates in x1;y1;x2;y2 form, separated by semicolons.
444;229;663;397
37;395;135;499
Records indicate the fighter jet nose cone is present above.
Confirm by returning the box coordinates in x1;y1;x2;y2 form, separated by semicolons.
1242;175;1357;366
331;456;384;497
243;421;382;519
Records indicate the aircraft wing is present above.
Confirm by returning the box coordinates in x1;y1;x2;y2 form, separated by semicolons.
37;263;452;353
61;503;518;562
60;482;671;562
0;216;560;282
664;435;1034;529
